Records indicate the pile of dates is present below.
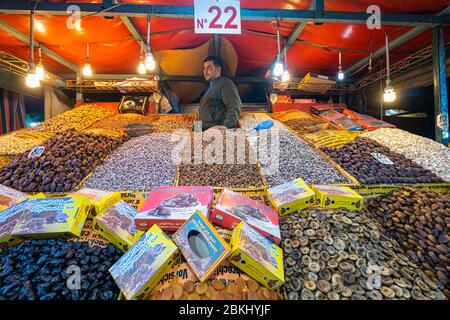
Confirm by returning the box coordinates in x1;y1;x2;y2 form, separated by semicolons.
0;239;122;300
322;138;443;184
0;129;127;193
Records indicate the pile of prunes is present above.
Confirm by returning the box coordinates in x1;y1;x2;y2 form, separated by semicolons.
0;239;123;300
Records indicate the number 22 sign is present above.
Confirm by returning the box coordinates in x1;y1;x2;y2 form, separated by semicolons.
194;0;241;34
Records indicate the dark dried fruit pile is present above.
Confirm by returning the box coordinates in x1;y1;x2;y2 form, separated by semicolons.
366;187;450;297
322;138;443;185
0;239;122;300
0;129;127;193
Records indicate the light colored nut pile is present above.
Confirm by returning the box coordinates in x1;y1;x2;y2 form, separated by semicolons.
147;278;283;300
149;120;194;133
238;112;274;130
361;128;450;182
251;126;351;187
0;130;53;155
82;133;183;191
32;104;113;133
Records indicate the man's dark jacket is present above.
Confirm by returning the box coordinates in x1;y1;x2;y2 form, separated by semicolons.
198;76;242;130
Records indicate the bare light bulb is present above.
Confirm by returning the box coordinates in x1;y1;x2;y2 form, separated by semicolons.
83;63;92;77
25;70;40;88
337;66;345;81
145;52;155;71
273;61;284;77
281;70;291;82
138;60;146;74
383;86;396;103
35;62;45;81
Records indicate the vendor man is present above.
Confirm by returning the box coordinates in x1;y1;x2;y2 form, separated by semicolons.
198;56;242;130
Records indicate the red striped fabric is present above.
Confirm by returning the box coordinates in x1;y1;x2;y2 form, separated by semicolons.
1;88;27;134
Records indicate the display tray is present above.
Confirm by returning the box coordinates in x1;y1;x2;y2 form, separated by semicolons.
280;123;359;186
348;182;450;197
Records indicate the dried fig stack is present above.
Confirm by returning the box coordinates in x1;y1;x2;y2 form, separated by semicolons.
0;129;127;193
366;187;450;297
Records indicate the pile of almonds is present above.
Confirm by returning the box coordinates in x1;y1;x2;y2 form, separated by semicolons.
366;187;450;297
0;129;126;193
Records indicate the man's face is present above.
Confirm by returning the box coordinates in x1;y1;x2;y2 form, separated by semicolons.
203;61;221;81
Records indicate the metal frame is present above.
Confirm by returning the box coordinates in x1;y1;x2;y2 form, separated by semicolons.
348;43;450;92
433;26;449;146
0;50;65;87
1;1;449;26
66;78;160;93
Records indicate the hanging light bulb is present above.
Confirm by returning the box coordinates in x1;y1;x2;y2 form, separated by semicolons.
35;47;45;80
26;67;40;88
383;34;397;103
384;81;396;103
273;60;284;77
337;50;345;81
26;8;40;88
272;19;284;77
145;50;155;71
281;70;291;82
281;40;290;82
83;43;92;77
144;16;156;71
138;47;146;74
368;52;373;73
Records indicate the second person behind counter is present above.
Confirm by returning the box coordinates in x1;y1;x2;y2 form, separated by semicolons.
198;56;242;131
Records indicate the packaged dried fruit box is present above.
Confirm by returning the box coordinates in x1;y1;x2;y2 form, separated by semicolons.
109;224;178;300
135;186;214;232
267;178;316;217
211;189;281;245
173;211;231;282
10;196;90;239
93;200;144;252
0;200;29;247
0;184;29;212
311;185;364;210
70;188;121;218
229;221;284;290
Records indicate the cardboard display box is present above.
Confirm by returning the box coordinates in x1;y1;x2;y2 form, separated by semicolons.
229;221;284;290
93;200;144;251
11;197;90;239
0;200;29;247
0;184;29;212
267;178;316;217
70;188;121;218
109;224;178;300
172;211;230;282
211;189;281;244
136;186;214;232
311;185;364;210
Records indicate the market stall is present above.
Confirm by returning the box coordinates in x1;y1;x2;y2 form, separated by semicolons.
0;0;449;303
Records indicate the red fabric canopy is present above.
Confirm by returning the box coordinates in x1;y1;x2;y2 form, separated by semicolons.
0;1;448;78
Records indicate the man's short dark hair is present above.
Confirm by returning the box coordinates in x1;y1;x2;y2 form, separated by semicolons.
204;56;222;69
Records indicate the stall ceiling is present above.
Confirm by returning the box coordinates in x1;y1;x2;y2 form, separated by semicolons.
0;1;448;78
